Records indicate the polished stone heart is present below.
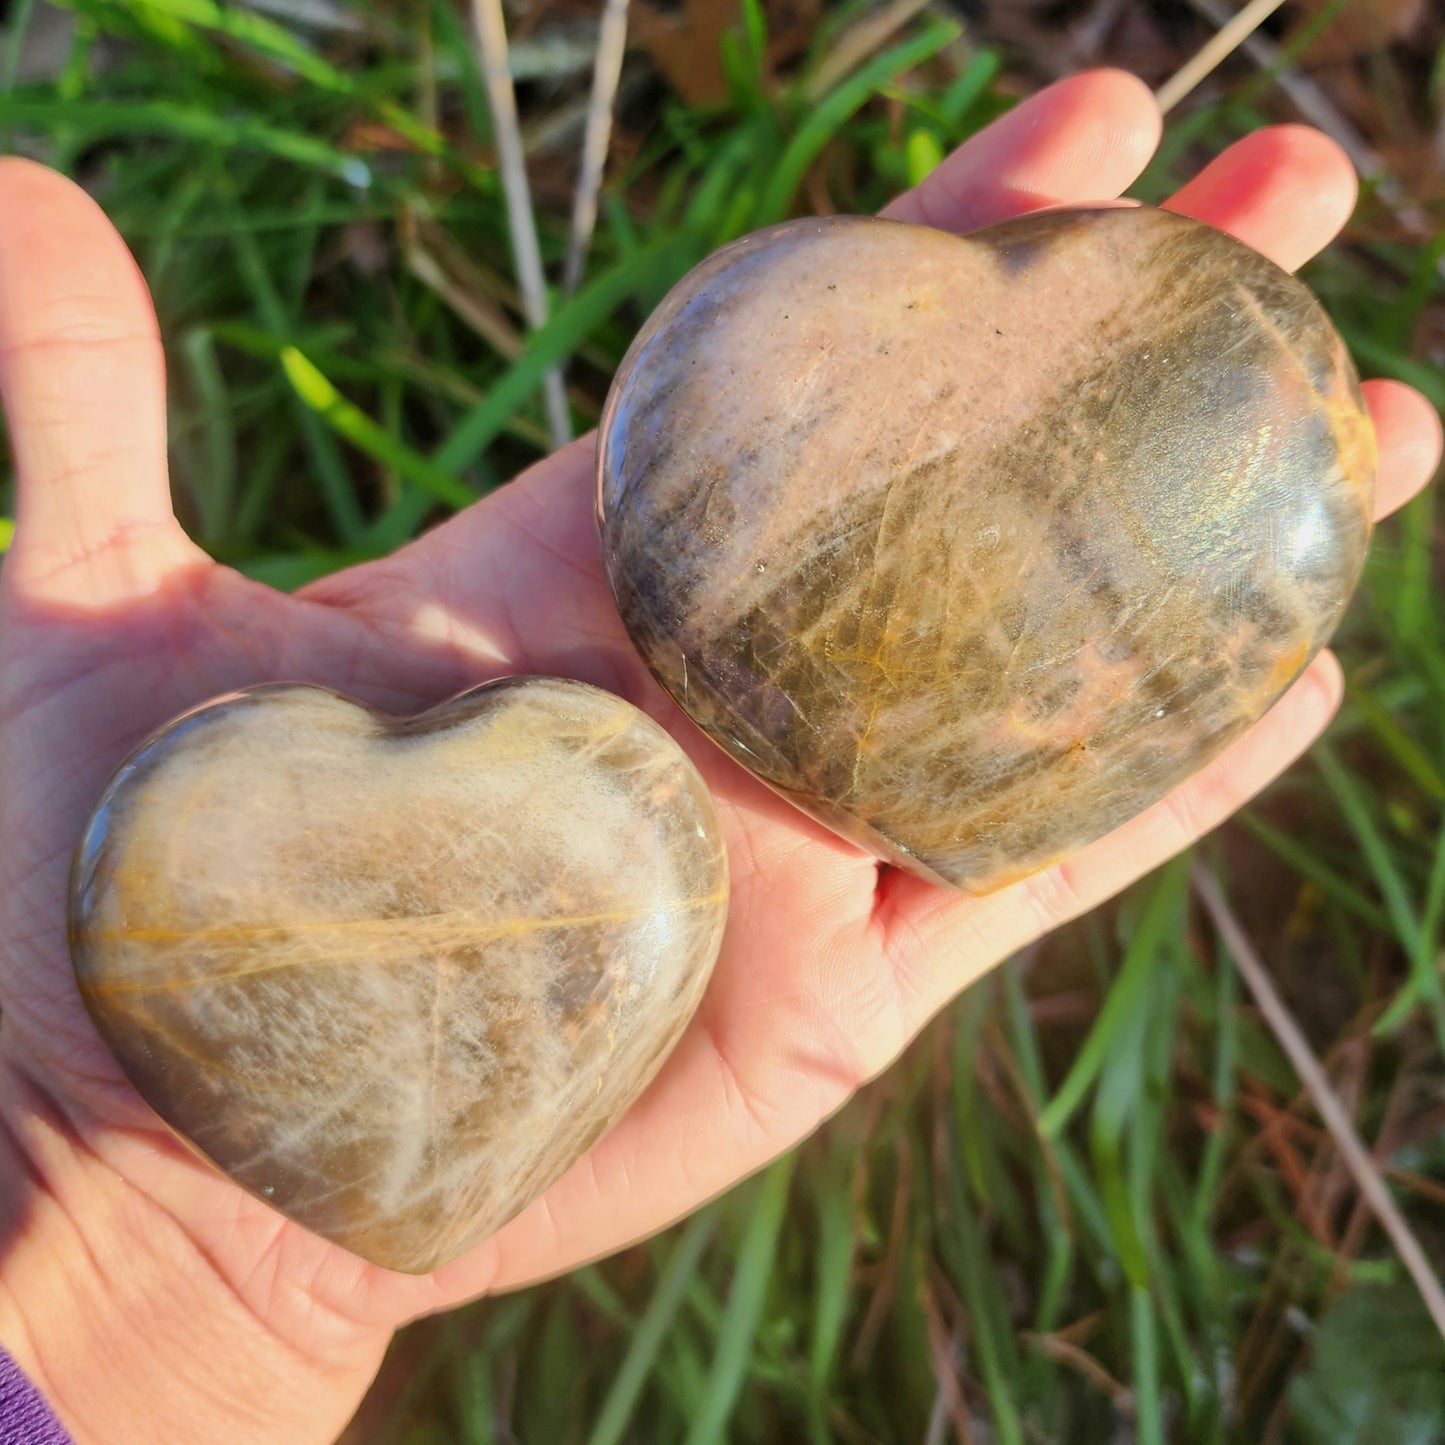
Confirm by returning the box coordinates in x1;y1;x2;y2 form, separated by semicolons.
597;206;1375;891
70;679;729;1273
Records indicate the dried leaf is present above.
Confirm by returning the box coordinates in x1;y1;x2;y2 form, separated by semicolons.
630;0;740;105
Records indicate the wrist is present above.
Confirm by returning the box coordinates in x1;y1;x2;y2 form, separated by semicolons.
0;1054;389;1445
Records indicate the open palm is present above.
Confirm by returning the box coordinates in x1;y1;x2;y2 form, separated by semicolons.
0;71;1439;1443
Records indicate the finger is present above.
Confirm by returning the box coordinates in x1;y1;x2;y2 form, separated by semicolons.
0;158;198;605
882;68;1161;232
1365;378;1442;519
1163;124;1356;272
878;652;1345;1021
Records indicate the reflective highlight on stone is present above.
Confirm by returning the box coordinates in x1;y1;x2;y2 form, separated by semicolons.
598;207;1375;892
70;679;729;1273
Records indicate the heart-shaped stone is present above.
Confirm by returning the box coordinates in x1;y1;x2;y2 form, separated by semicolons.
70;678;729;1273
597;206;1374;891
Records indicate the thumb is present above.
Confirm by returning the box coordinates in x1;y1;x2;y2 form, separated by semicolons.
0;158;201;608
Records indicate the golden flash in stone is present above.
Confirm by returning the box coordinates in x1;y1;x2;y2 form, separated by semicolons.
597;207;1375;891
69;678;729;1273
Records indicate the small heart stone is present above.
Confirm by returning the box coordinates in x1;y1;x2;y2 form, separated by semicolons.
597;207;1375;891
70;678;729;1273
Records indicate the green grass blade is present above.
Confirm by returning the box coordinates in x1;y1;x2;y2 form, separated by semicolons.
1191;938;1239;1232
1375;810;1445;1036
1315;744;1445;1042
434;236;692;474
1130;1286;1164;1445
1;0;40;99
122;0;357;93
1089;984;1152;1289
0;96;374;183
113;0;453;160
69;0;218;65
1390;481;1437;647
178;326;236;541
944;1035;1025;1445
682;1155;796;1445
1420;816;1445;965
568;1265;629;1324
585;1209;718;1445
1343;680;1445;800
282;347;475;510
754;21;961;225
1237;811;1391;932
940;48;1002;127
218;202;372;548
1039;861;1187;1137
806;1163;854;1389
1000;969;1077;1334
904;127;943;186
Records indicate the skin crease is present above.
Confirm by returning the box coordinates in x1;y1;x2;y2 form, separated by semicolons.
0;69;1439;1443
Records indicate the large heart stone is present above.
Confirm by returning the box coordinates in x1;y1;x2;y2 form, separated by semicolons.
597;207;1375;891
70;678;729;1273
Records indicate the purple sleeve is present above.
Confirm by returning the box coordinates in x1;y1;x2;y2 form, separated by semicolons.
0;1347;72;1444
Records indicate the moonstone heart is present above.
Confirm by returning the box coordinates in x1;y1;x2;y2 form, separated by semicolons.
70;678;729;1273
597;206;1375;891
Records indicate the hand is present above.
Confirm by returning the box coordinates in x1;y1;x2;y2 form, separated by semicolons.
0;70;1438;1443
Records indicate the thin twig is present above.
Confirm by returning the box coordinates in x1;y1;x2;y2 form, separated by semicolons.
403;218;601;427
562;0;629;299
921;1283;972;1445
403;228;524;359
416;1;441;187
1336;1065;1417;1286
1192;861;1445;1343
1021;1332;1132;1407
470;0;572;448
1154;0;1288;115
